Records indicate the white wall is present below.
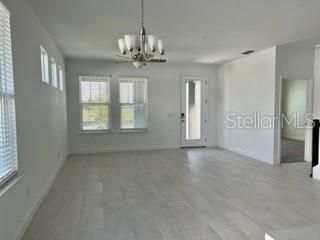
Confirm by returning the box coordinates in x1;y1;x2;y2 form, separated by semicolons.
275;46;315;121
313;46;320;179
314;46;320;118
281;79;307;141
276;45;315;79
0;0;68;239
217;47;277;164
217;45;315;165
274;45;315;163
66;59;217;154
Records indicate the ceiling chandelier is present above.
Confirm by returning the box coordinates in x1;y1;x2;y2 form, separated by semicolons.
117;0;166;69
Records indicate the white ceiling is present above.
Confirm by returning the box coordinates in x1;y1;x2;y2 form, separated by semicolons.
28;0;320;63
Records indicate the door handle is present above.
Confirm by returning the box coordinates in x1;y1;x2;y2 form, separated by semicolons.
181;113;185;122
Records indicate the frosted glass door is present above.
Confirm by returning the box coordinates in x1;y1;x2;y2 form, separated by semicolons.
181;76;207;147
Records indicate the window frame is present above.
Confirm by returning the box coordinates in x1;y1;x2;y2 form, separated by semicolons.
58;65;64;91
79;75;112;133
0;1;18;189
119;75;149;132
40;46;49;84
51;58;58;88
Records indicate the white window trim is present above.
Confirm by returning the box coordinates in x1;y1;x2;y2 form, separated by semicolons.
40;46;49;84
51;58;58;88
119;128;149;133
0;1;19;189
58;65;64;91
79;75;112;133
119;75;149;132
0;175;23;198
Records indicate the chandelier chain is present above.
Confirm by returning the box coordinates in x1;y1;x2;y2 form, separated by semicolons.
141;0;144;27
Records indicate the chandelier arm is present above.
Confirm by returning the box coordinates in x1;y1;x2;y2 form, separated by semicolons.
145;52;154;61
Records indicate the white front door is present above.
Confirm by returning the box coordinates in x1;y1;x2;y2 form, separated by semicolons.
180;75;208;147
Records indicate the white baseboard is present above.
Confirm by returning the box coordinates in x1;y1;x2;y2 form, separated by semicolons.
223;145;255;159
282;134;305;141
221;145;274;165
70;145;181;155
70;144;218;155
16;155;68;240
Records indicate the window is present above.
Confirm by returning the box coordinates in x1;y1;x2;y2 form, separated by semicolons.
58;65;63;90
40;46;49;84
0;2;18;187
51;58;58;88
79;76;110;131
119;77;148;130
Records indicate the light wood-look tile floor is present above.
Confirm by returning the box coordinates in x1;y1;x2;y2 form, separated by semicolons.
22;148;320;240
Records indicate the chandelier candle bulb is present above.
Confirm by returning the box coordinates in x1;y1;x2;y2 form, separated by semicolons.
158;39;164;55
118;38;126;54
148;35;158;52
144;41;149;53
124;34;136;52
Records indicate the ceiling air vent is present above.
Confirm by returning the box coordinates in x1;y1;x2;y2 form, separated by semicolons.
242;50;255;55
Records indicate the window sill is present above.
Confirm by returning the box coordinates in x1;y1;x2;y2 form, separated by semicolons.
0;174;24;199
79;130;112;135
78;129;149;135
119;129;149;133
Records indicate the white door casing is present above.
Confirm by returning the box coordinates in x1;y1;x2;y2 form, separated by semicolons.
180;75;208;147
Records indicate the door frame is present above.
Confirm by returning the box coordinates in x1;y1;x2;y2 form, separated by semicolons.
180;74;208;148
276;76;314;164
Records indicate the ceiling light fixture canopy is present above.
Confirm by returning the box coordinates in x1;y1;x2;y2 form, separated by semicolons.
117;0;166;69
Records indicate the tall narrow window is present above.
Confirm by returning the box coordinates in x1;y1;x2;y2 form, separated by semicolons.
185;80;202;140
0;2;18;187
58;65;63;90
51;58;58;88
119;77;148;130
79;76;110;131
40;46;49;84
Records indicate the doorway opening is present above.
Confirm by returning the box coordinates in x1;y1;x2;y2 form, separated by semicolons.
280;78;313;164
180;75;208;147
